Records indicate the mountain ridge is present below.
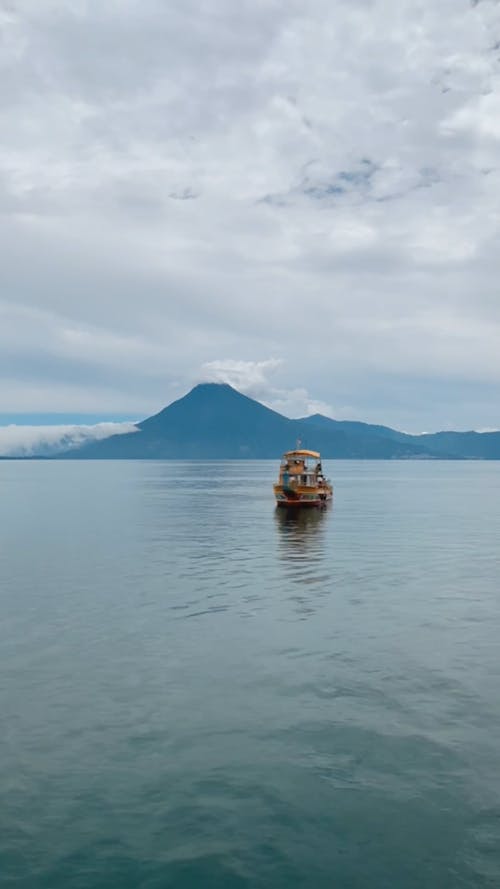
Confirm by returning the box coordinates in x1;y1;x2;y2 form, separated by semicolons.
54;382;500;460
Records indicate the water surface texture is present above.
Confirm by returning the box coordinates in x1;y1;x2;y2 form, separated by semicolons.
1;460;500;888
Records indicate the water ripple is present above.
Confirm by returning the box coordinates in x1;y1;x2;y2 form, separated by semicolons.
1;460;500;887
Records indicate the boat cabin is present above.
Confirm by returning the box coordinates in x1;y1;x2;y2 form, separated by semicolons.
280;449;324;487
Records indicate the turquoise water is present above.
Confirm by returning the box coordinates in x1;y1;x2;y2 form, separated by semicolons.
1;460;500;888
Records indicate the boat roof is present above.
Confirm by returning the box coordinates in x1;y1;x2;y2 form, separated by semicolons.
283;449;320;459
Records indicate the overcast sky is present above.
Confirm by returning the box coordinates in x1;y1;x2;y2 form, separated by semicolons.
2;0;500;434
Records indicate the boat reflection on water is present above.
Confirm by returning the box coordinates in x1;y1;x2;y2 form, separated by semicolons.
275;504;330;576
274;503;328;535
274;508;332;617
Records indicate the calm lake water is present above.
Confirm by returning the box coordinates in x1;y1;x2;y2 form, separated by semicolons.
1;460;500;888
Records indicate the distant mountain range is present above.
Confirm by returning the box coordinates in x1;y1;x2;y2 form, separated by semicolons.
58;383;500;459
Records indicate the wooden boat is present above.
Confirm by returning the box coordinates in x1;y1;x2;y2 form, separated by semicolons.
273;448;333;507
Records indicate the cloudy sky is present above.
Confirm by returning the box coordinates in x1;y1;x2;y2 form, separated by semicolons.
2;0;500;448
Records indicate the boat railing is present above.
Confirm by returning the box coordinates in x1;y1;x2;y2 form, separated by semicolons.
281;472;321;488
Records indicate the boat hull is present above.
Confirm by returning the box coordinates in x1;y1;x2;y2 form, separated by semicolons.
275;499;331;508
274;487;333;508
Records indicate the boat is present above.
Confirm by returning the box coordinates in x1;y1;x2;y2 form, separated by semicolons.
273;448;333;508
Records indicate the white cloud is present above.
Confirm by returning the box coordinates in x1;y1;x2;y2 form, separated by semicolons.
2;0;500;429
0;422;138;458
265;389;334;419
200;358;284;393
200;358;333;418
